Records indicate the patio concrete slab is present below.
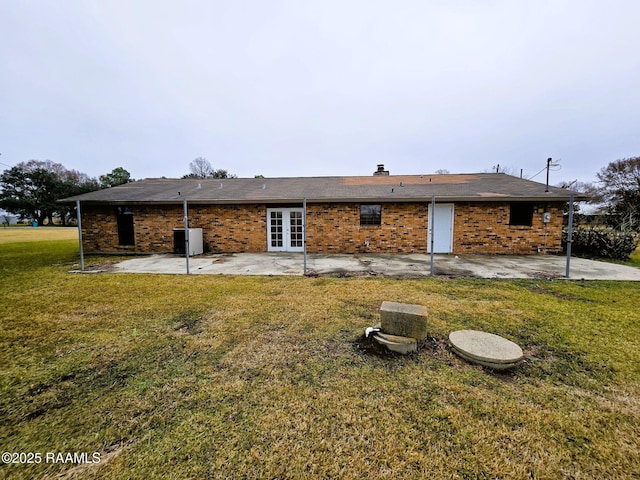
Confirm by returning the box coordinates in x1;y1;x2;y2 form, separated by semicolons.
112;252;640;280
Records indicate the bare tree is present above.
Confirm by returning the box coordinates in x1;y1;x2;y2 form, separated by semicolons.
183;158;237;179
187;157;214;178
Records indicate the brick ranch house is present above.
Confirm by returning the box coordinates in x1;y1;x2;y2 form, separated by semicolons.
61;169;586;255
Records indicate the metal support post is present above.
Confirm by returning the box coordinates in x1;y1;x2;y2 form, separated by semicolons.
76;200;84;272
183;199;190;274
303;197;307;275
565;193;574;278
430;195;435;275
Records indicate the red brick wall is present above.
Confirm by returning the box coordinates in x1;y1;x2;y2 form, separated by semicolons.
81;206;133;253
190;204;267;253
81;204;267;254
80;201;565;255
453;202;564;254
305;203;428;253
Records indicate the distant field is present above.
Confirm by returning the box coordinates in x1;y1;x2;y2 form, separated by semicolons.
0;226;77;244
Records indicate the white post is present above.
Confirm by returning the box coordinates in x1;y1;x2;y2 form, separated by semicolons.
76;200;84;272
183;199;190;274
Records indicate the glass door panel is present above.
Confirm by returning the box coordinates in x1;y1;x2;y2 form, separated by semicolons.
289;211;303;248
270;211;283;249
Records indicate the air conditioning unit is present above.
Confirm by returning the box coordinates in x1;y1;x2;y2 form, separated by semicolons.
173;228;203;256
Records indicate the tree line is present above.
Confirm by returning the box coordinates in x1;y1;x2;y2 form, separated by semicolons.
0;161;132;225
0;157;236;225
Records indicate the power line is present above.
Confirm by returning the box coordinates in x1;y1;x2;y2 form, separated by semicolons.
528;165;548;180
0;153;15;169
529;158;561;181
0;153;11;168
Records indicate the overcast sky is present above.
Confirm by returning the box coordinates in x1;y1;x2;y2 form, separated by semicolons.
1;0;638;186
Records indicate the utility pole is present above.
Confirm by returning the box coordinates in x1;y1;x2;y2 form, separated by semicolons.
545;158;552;192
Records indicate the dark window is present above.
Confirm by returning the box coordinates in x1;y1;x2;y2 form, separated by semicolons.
117;207;135;245
360;204;382;226
509;202;534;226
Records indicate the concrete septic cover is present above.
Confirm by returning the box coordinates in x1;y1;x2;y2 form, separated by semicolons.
449;330;524;370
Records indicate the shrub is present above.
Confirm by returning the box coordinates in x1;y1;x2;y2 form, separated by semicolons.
563;228;639;260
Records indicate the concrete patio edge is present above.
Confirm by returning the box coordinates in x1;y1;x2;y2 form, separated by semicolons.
108;253;640;280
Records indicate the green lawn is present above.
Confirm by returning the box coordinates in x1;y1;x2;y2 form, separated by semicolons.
628;246;640;268
1;230;639;479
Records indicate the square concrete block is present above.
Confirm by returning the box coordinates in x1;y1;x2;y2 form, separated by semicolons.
379;301;429;340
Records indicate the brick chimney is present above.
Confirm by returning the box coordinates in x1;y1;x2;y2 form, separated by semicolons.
374;164;389;176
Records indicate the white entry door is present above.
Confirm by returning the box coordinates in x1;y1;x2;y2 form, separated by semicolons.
428;204;454;253
267;208;304;252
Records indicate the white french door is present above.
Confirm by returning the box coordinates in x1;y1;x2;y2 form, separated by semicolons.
267;208;304;252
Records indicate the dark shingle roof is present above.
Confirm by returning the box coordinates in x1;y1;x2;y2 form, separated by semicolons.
60;173;587;205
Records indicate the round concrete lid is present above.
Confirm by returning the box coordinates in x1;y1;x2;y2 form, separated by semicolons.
449;330;523;365
450;348;522;370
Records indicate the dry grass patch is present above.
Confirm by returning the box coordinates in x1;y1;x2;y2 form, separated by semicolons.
1;232;639;478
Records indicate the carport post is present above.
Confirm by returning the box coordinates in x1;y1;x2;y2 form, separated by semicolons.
565;193;574;278
303;197;307;275
184;199;190;275
430;195;435;275
76;200;84;272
